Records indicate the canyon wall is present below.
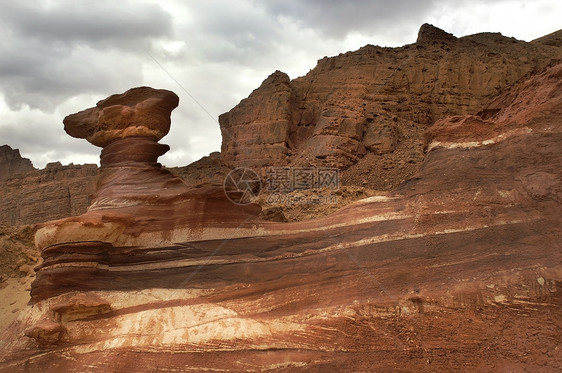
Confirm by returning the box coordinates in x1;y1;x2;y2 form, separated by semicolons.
220;24;562;189
0;25;561;371
0;54;560;371
1;25;561;226
0;163;98;226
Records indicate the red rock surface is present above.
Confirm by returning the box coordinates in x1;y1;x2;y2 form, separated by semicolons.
1;36;562;373
220;24;562;189
0;160;218;226
0;162;98;225
63;86;179;147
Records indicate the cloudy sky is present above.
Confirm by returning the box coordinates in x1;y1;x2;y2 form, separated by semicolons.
1;0;560;169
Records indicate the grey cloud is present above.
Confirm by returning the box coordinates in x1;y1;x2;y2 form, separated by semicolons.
0;117;99;168
0;41;146;111
167;1;284;66
257;0;437;39
0;0;173;111
3;1;171;49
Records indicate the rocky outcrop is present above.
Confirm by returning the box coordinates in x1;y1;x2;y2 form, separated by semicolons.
1;56;561;371
0;162;98;226
0;88;181;226
0;145;35;181
220;71;293;168
28;87;260;259
220;24;561;189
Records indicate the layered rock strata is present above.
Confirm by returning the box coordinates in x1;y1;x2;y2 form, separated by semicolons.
1;60;561;371
0;159;229;226
0;163;98;226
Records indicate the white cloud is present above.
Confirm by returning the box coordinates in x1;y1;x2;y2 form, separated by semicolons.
426;0;562;41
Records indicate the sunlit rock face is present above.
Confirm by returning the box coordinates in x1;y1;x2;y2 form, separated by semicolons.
1;35;562;372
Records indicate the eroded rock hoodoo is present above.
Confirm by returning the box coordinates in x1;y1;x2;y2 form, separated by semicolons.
62;87;182;211
31;87;261;302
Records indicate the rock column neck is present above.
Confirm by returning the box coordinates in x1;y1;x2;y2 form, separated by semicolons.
89;136;186;211
100;137;170;168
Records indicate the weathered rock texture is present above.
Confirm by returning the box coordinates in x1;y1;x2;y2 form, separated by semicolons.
220;24;562;190
63;86;179;147
2;26;561;225
1;49;561;371
0;225;39;331
0;225;38;279
0;160;223;226
0;145;35;181
0;163;98;226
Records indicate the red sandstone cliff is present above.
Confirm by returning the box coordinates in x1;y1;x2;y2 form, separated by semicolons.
0;145;98;226
0;59;560;371
0;145;35;181
220;24;562;189
0;163;98;226
0;25;561;372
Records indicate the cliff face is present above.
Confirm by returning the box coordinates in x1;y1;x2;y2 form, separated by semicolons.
0;145;35;181
0;163;98;226
2;25;560;225
220;24;561;189
1;49;560;371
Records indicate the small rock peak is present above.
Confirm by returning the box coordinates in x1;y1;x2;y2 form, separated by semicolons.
263;70;291;86
531;28;562;47
45;161;63;169
416;23;457;45
0;144;20;156
246;70;291;100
